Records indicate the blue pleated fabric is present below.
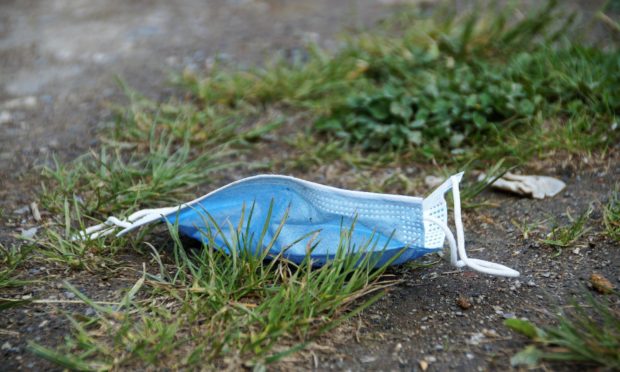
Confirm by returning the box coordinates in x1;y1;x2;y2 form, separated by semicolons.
165;176;437;267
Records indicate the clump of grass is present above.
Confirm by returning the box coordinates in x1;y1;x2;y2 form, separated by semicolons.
505;291;620;369
29;209;399;369
459;159;514;208
540;207;592;253
0;243;32;289
108;84;243;149
34;198;127;271
41;133;228;218
511;217;550;241
604;187;620;241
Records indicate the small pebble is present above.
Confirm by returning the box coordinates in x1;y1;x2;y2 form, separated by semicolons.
14;206;30;215
63;291;76;299
393;343;402;353
21;227;38;239
502;312;516;319
467;332;484;345
2;95;38;109
419;360;428;371
482;329;499;338
360;355;376;363
30;202;41;222
0;111;12;124
456;295;472;310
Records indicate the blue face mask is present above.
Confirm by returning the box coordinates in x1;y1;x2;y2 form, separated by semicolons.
79;173;519;277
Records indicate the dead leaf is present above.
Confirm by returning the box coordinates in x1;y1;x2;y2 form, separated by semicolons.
456;295;472;310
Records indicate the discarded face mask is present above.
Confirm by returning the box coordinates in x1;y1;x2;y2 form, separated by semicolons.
78;173;519;277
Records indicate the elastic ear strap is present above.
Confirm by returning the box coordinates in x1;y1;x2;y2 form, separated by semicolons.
74;207;179;240
424;175;520;277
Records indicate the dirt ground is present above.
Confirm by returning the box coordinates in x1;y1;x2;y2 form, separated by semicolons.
1;1;618;371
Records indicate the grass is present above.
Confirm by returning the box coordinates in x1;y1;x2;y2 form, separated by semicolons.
604;186;620;241
0;243;32;289
540;207;593;254
15;0;620;369
505;291;620;369
33;198;130;271
35;90;270;266
29;211;399;369
41;130;231;218
511;218;547;241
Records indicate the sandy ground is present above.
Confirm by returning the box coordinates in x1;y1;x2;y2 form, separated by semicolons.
1;1;618;371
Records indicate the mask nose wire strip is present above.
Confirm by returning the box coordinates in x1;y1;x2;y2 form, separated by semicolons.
423;176;520;277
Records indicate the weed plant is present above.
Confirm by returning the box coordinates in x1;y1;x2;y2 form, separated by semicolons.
541;208;593;254
505;291;620;369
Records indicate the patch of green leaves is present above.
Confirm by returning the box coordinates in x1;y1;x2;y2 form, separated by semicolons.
505;291;620;369
317;58;544;151
316;42;620;152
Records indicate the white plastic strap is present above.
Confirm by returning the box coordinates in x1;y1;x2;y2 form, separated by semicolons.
74;207;178;240
424;175;520;277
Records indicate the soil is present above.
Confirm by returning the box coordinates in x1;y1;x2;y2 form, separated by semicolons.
1;1;618;371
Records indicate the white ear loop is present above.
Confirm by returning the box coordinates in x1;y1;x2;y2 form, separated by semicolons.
74;207;179;240
424;175;520;277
